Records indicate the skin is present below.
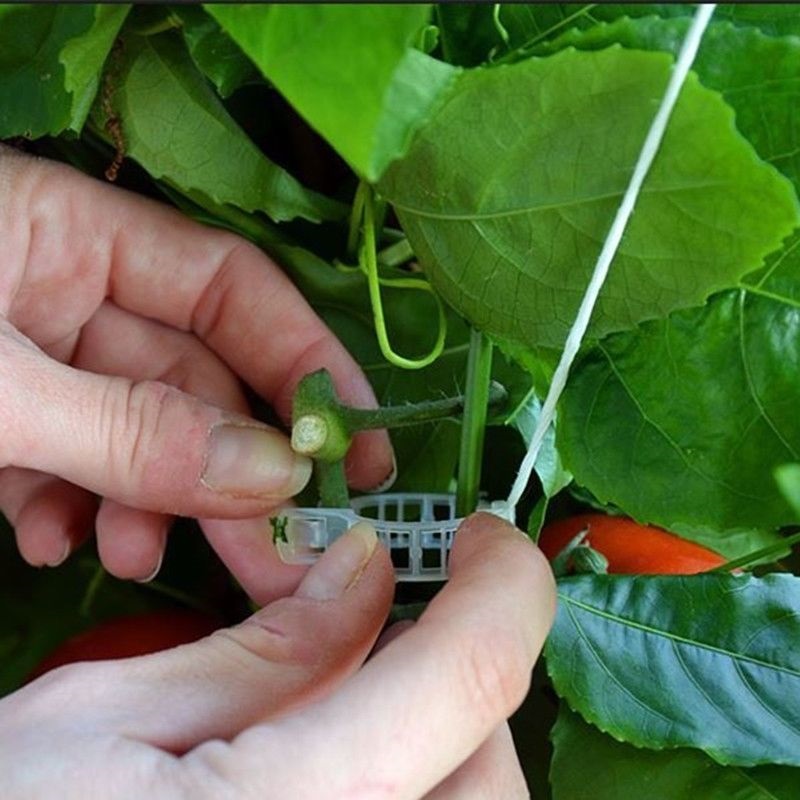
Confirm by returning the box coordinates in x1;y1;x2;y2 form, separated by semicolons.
0;150;558;797
0;145;392;591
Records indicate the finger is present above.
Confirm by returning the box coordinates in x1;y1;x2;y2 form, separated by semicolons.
0;468;96;567
72;301;250;413
0;320;312;518
5;156;394;490
200;517;308;606
75;302;254;580
95;499;171;582
183;513;556;799
424;724;529;800
20;524;394;755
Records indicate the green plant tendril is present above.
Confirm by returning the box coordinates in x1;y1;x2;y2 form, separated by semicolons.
346;181;367;259
360;183;447;370
492;4;511;47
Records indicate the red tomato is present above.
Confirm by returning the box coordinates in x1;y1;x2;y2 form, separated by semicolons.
538;514;727;575
27;609;221;682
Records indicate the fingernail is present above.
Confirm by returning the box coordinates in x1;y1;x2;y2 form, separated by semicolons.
46;540;71;568
296;522;378;600
202;424;313;498
368;453;397;494
135;550;164;584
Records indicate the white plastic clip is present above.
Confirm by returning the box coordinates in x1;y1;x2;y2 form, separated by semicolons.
276;493;472;581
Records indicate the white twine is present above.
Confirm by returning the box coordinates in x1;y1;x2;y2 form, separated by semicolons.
504;3;717;521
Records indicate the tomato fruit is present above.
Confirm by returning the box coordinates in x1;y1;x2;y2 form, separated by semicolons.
27;608;221;681
538;514;727;575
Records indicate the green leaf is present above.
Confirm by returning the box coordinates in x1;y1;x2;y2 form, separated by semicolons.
551;706;800;800
93;32;342;224
538;19;800;544
206;4;459;181
380;46;799;351
559;234;800;535
0;3;128;138
531;17;800;194
713;4;800;37
174;6;259;98
546;573;800;766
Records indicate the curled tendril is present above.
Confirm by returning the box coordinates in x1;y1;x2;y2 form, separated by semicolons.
351;182;447;370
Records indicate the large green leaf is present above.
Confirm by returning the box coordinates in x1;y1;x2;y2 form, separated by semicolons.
0;3;128;138
559;232;800;534
550;707;800;800
93;32;342;224
546;574;800;766
533;17;800;194
380;46;799;351
206;4;458;181
713;4;800;37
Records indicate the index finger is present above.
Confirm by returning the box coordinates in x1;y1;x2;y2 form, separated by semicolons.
8;154;393;490
183;513;556;799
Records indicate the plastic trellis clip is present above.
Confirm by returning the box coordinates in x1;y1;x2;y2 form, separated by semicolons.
275;493;514;582
276;369;510;581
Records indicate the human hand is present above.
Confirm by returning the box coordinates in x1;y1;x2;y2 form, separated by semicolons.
0;513;556;799
0;147;393;595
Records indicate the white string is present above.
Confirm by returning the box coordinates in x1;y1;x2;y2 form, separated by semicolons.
504;3;717;521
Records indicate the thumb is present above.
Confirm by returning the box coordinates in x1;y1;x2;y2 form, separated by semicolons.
20;523;394;753
0;322;311;516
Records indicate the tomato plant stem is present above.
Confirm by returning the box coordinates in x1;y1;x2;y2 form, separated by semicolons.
341;383;506;432
292;368;507;461
317;460;350;508
456;328;493;517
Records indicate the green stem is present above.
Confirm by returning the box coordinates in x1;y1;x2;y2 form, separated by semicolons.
341;381;506;432
709;530;800;574
347;182;367;259
317;460;350;508
456;329;494;517
291;368;507;462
